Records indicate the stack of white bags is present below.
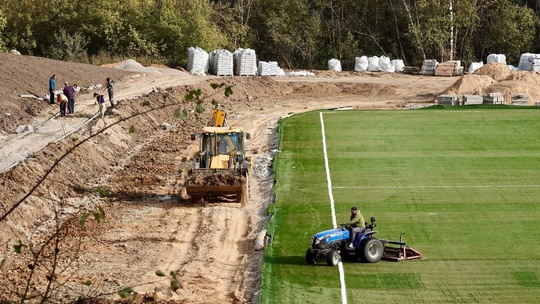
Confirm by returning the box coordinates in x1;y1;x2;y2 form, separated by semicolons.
234;48;257;76
186;47;209;75
518;53;540;71
210;49;234;76
258;61;285;76
354;56;404;73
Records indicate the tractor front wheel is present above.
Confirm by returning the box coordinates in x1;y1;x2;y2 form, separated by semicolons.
326;250;341;266
358;238;384;263
306;249;317;265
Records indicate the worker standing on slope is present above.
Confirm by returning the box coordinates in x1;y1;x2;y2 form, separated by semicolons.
57;93;68;116
63;82;76;114
93;93;106;118
106;78;114;107
49;74;56;105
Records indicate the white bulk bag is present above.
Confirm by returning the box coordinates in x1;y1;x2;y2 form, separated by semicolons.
379;56;392;72
367;56;380;72
354;56;368;72
468;62;484;74
392;59;405;72
328;58;342;71
186;47;209;75
487;54;507;65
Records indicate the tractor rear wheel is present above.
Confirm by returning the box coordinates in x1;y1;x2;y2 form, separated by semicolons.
306;249;317;265
358;238;384;263
326;250;341;266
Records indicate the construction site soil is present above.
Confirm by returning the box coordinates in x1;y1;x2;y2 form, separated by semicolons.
0;53;538;303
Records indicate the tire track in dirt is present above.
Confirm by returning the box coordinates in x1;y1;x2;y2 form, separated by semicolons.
175;205;250;303
136;205;203;294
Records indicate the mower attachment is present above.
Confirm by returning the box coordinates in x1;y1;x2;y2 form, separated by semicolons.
381;233;423;262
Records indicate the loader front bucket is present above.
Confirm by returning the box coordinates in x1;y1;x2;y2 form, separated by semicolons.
185;184;247;205
185;168;248;206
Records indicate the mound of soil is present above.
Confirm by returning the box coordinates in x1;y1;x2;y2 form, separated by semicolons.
442;74;497;96
473;62;512;81
441;63;540;103
487;81;539;103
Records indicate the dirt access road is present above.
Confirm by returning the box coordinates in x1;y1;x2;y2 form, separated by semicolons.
0;53;459;303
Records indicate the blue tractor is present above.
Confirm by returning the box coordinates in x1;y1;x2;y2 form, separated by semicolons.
306;217;385;266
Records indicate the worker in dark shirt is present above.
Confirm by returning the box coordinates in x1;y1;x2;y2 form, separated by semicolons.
63;82;76;114
93;93;107;118
49;74;56;105
106;77;115;107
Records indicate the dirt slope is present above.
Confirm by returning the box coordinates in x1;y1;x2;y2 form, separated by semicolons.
4;54;534;303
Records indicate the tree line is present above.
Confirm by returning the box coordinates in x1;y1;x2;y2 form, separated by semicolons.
0;0;538;70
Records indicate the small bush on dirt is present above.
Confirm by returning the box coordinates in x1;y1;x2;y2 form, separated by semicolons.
95;187;108;197
142;100;151;107
129;125;136;133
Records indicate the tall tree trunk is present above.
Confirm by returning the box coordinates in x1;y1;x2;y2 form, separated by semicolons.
401;0;426;60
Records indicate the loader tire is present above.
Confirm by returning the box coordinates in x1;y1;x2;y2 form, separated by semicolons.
240;182;248;206
189;195;204;204
326;250;341;266
306;249;317;265
358;238;384;263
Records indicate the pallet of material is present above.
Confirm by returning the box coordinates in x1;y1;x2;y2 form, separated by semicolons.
402;66;420;74
435;61;463;76
420;59;437;75
483;92;504;104
462;95;483;105
436;94;459;105
511;93;529;106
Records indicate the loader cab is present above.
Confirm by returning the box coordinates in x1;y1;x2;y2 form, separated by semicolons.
200;130;245;156
196;127;250;169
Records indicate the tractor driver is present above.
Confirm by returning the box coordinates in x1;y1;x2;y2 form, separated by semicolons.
346;206;365;249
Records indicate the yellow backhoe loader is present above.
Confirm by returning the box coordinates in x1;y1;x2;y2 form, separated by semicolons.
185;109;251;205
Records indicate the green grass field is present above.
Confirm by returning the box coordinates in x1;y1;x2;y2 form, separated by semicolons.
261;107;540;304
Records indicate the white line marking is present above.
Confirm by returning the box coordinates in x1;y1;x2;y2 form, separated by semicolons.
334;185;540;189
320;112;348;304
